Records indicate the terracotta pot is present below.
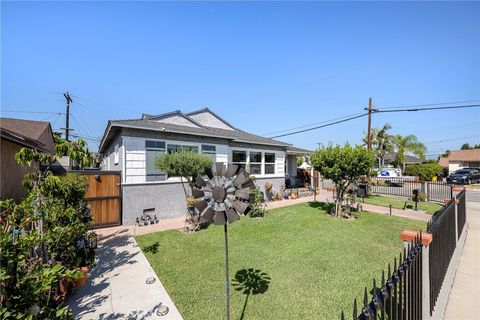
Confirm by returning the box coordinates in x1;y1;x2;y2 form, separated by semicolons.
74;266;90;287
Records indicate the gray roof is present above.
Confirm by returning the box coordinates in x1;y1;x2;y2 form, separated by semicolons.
286;146;313;155
99;109;296;152
384;152;422;164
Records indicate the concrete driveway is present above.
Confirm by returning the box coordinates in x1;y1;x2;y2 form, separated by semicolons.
66;227;183;320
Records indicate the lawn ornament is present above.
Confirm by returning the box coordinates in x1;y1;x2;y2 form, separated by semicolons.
192;163;253;320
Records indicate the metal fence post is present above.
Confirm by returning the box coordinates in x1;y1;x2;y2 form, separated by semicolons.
423;182;429;201
454;195;459;243
422;244;431;320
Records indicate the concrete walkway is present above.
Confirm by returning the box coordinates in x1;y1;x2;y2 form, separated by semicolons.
443;190;480;320
265;192;431;222
66;227;183;320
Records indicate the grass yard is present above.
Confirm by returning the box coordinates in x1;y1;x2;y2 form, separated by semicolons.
362;195;443;214
136;203;425;320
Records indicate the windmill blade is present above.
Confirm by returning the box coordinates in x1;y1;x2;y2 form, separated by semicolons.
226;208;240;223
235;187;250;200
195;199;208;212
241;179;255;189
191;188;205;198
232;171;249;187
213;211;226;225
215;162;225;176
205;167;214;179
196;176;207;187
233;200;249;215
200;207;215;223
225;164;238;178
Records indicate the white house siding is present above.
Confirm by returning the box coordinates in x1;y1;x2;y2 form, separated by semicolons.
122;135;230;184
449;162;462;174
154;114;200;127
188;111;235;131
102;135;123;172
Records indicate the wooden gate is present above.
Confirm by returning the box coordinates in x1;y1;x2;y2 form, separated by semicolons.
78;171;122;228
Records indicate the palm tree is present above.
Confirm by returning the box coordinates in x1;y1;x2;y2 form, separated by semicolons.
363;123;394;167
393;134;427;171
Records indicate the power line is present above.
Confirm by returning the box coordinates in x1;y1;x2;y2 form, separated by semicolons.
262;112;365;136
423;135;480;144
375;100;480;110
270;113;368;138
1;109;64;115
373;103;480;113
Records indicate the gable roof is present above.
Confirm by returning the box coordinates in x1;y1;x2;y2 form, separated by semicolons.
141;110;204;128
439;149;480;166
99;109;293;152
0;117;52;141
384;152;422;164
186;108;236;131
0;118;53;153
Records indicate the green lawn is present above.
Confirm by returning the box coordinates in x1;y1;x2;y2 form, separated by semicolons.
362;195;443;214
136;203;425;320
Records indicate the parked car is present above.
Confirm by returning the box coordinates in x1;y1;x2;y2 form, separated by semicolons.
447;168;480;184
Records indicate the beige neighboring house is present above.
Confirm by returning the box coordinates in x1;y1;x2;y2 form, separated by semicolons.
0;118;55;202
439;149;480;174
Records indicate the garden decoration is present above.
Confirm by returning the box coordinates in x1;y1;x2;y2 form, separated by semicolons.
192;163;254;320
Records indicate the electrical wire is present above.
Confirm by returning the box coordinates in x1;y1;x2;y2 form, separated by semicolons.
262;112;366;136
270;113;369;138
374;100;480;110
1;109;64;115
373;104;480;113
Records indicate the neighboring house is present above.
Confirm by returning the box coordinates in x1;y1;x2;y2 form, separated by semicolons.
438;149;480;174
99;108;311;225
380;152;422;168
0;118;55;202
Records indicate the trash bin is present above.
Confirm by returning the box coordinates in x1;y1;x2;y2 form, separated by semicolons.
357;184;367;198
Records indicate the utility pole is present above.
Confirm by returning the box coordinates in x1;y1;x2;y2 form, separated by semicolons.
366;97;373;150
63;92;73;141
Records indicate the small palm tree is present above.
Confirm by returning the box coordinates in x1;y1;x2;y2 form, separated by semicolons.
393;134;427;170
363;123;394;167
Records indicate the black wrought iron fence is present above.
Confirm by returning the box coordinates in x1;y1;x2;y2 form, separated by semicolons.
427;199;457;316
340;235;424;320
369;177;422;198
456;190;466;240
426;182;453;203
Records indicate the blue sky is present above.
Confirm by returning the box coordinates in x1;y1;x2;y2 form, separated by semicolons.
2;1;479;157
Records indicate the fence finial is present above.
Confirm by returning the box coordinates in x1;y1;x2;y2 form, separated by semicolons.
364;287;368;306
353;298;358;319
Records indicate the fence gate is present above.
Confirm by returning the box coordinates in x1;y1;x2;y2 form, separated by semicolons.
79;171;122;228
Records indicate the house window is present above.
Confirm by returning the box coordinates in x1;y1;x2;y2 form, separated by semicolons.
202;144;216;161
167;144;199;153
265;153;275;174
249;152;262;174
232;150;247;169
114;144;119;165
145;140;166;181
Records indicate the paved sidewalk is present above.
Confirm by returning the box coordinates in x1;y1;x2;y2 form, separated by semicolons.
443;190;480;320
66;228;183;320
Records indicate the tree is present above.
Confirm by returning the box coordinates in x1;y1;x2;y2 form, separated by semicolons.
311;144;375;216
364;123;394;168
393;134;426;171
155;151;213;230
461;143;471;150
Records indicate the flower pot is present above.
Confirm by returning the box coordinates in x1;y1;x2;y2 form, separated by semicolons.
74;266;89;287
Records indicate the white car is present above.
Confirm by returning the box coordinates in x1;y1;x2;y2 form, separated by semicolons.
377;169;405;186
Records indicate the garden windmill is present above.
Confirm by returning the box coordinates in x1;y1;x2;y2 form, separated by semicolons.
192;163;254;320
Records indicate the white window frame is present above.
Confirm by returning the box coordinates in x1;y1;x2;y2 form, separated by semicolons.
114;144;119;165
231;148;280;177
264;152;276;175
145;140;167;181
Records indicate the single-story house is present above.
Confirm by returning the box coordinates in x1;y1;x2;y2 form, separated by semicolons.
381;152;422;168
438;149;480;174
0;118;55;202
99;108;311;225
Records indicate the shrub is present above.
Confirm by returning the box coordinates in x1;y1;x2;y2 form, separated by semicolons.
404;163;443;181
248;186;266;218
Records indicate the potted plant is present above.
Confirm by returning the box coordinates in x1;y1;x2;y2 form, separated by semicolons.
264;182;273;201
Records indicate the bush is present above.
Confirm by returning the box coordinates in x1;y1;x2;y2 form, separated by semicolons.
404;163;443;181
248;186;266;218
